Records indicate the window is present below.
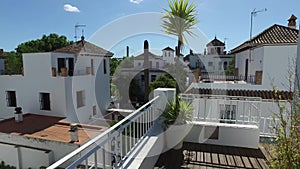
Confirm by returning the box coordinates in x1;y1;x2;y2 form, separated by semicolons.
149;61;152;68
76;90;86;108
141;75;145;82
93;105;97;116
6;91;17;107
40;93;51;110
223;62;228;70
208;62;213;66
220;104;236;124
218;62;222;70
103;59;107;74
168;52;170;57
156;62;159;69
57;58;66;74
138;62;141;67
217;47;221;54
151;75;156;82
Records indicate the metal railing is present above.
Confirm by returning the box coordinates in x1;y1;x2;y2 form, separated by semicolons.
181;94;262;125
181;94;284;137
47;96;160;169
200;74;256;84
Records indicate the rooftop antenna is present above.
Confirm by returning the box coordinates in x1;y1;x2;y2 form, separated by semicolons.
74;24;86;42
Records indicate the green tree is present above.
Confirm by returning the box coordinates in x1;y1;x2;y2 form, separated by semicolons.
162;0;198;57
225;56;235;76
5;33;72;75
110;58;121;76
269;75;300;168
16;34;72;53
150;74;176;91
4;52;22;75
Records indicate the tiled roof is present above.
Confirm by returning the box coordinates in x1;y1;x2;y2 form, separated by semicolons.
231;24;299;53
162;46;175;51
186;88;293;100
54;38;114;57
134;52;163;60
206;37;225;47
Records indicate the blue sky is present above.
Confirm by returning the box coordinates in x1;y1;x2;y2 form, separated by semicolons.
1;0;300;57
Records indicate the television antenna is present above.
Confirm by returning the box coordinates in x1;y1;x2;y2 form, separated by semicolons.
74;24;86;42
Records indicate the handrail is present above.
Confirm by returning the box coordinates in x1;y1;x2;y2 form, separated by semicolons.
47;96;159;169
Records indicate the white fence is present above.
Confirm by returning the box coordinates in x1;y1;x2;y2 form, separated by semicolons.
47;96;160;169
181;94;285;137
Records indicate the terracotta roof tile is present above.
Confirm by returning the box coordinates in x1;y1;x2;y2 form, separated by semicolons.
162;46;175;51
206;37;225;47
231;24;299;53
187;88;293;100
54;39;114;57
134;52;163;60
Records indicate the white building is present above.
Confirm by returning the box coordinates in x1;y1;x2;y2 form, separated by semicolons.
162;46;175;65
0;37;113;124
184;37;234;83
231;15;299;90
0;113;105;169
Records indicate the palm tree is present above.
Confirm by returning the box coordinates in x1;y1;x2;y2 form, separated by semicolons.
162;0;198;57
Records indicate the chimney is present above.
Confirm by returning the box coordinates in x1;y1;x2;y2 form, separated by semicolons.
190;49;194;55
126;46;129;57
288;14;297;29
69;123;79;142
143;40;150;102
14;107;23;122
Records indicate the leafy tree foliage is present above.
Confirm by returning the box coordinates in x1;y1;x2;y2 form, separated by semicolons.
5;34;72;74
16;34;72;53
4;52;22;75
162;0;198;56
110;58;121;76
269;75;300;168
150;74;176;91
225;56;235;76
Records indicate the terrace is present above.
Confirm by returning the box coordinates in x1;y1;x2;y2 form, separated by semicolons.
47;88;276;169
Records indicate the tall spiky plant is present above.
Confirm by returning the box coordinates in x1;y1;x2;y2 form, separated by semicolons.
162;0;198;57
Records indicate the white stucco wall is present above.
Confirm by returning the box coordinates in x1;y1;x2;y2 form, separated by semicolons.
0;52;111;124
199;55;233;74
0;133;79;168
134;58;165;69
162;50;175;65
262;45;297;90
235;45;297;90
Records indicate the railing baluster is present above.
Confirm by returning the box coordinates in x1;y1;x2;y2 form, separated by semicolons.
94;151;97;169
125;127;128;154
129;124;132;150
47;96;159;169
102;147;105;169
85;159;88;169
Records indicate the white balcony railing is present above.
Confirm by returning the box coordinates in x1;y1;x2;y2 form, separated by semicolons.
47;96;160;169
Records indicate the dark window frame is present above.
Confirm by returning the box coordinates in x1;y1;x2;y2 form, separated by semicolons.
77;90;86;108
103;59;107;74
40;93;51;111
6;91;17;107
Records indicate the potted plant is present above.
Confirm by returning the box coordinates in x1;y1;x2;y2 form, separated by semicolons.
162;98;193;150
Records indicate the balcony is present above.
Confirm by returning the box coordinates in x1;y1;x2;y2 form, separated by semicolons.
47;90;275;169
